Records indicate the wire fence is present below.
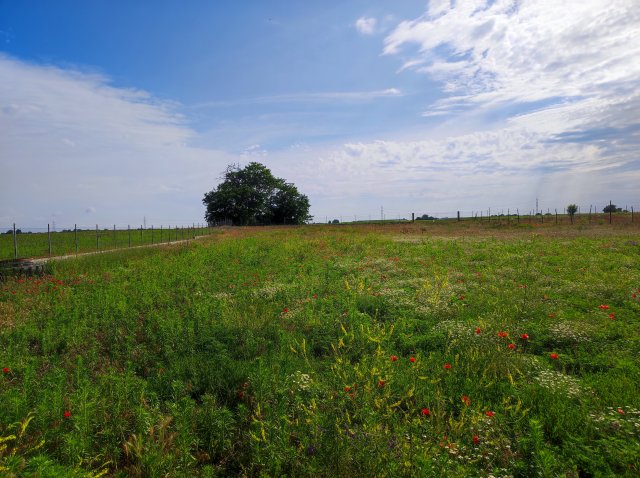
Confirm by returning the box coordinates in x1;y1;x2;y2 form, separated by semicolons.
0;222;225;261
315;201;639;224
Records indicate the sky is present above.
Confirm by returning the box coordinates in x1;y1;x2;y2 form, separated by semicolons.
1;0;639;228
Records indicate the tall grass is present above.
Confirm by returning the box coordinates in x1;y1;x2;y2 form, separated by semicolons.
0;223;639;476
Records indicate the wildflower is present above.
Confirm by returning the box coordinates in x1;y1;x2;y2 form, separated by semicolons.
498;331;508;338
617;407;625;415
283;307;289;313
2;367;9;374
443;363;452;370
485;411;495;417
598;304;610;310
461;395;471;406
508;343;516;350
344;386;351;392
312;294;318;299
550;353;559;360
609;313;615;320
459;295;465;300
472;435;480;445
475;327;481;335
378;379;386;388
409;357;416;363
421;408;430;417
63;410;71;419
548;313;556;318
390;355;398;362
520;333;529;340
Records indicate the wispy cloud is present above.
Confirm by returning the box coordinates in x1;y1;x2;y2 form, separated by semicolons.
193;88;403;109
383;0;640;114
355;16;377;35
0;54;233;226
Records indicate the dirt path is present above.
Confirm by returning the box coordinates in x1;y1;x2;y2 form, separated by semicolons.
29;235;210;265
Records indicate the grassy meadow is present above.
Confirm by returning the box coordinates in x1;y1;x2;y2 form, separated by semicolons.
1;221;639;477
0;226;213;261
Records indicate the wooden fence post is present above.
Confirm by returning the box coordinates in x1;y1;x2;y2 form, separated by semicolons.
13;223;17;259
74;224;78;255
48;224;52;257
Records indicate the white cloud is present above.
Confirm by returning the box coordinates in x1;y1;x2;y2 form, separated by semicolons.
193;88;403;109
355;16;377;35
383;0;640;110
0;54;233;227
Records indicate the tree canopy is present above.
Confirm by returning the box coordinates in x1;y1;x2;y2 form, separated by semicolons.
203;162;312;226
603;204;622;213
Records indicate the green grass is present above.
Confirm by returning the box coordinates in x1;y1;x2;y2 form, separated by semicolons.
1;222;639;476
0;227;215;260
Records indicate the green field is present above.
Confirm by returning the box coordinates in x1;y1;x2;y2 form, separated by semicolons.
1;222;639;476
0;226;214;261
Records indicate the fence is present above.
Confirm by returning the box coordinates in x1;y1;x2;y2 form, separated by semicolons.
317;201;638;225
0;223;220;261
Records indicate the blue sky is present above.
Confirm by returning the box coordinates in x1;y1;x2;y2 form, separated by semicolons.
1;0;639;227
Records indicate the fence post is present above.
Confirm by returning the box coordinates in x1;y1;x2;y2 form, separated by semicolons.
151;225;154;245
488;208;491;223
632;207;634;223
589;205;592;223
128;225;131;247
96;224;99;251
517;209;520;224
161;225;163;243
48;223;52;257
113;224;116;249
74;224;78;255
13;223;17;259
609;200;612;224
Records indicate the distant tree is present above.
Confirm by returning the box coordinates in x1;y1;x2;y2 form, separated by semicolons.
203;162;312;226
567;204;578;223
417;214;436;221
332;219;340;224
603;204;621;213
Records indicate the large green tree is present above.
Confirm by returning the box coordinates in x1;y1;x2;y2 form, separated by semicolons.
203;162;312;226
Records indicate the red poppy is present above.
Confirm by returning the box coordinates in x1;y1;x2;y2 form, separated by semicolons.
485;411;495;417
617;407;625;415
312;294;318;299
609;313;615;320
472;435;480;445
508;343;516;350
344;386;351;392
409;357;416;363
443;363;452;370
497;331;508;338
390;355;398;362
2;367;9;374
421;408;430;417
459;295;465;300
520;333;529;340
461;395;471;406
475;327;481;335
63;410;71;419
378;379;385;388
598;304;610;310
282;307;289;313
550;353;559;360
